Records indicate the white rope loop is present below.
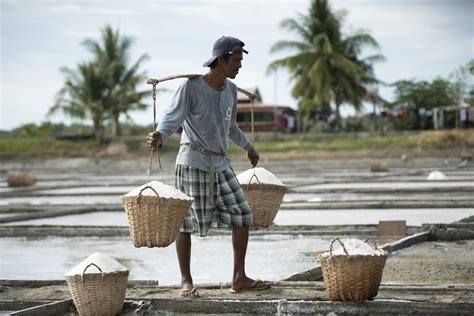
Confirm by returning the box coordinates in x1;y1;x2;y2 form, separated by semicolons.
146;82;163;184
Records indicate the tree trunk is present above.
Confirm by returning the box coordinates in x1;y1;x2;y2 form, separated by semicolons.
302;111;312;139
298;111;304;136
113;114;122;137
335;102;342;132
371;101;377;134
415;109;421;130
379;115;385;137
93;119;104;145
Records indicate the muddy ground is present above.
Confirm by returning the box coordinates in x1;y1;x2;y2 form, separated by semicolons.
382;239;474;285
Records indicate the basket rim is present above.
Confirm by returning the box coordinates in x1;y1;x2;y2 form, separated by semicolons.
120;194;193;202
65;269;130;278
241;183;288;190
318;252;388;260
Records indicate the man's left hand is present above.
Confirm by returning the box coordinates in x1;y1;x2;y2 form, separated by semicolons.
247;147;260;168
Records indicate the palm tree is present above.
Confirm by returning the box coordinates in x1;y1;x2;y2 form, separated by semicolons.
268;0;339;132
336;31;385;120
268;0;384;131
49;62;109;143
82;25;150;137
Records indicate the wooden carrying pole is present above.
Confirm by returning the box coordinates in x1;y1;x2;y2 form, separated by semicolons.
147;74;258;99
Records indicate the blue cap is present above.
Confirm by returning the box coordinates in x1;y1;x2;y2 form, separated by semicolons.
203;36;248;67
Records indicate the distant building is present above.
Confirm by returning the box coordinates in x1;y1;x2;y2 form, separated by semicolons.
433;103;473;129
236;87;297;133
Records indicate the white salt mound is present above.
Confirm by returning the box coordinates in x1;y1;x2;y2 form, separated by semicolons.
427;170;447;180
65;252;128;276
237;167;284;186
321;238;385;257
124;181;192;200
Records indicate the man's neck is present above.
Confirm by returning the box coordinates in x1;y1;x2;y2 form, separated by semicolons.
203;70;226;91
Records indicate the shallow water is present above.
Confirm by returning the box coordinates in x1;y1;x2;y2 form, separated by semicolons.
0;195;121;205
0;234;328;284
297;181;474;192
282;192;474;203
2;191;474;206
3;208;472;227
274;208;474;226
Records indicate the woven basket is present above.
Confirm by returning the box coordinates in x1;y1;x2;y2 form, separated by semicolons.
66;263;129;316
6;171;37;187
241;174;287;228
121;185;193;248
318;238;388;302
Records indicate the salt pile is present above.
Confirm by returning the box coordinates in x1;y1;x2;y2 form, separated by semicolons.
427;170;447;180
321;238;385;257
237;167;284;186
124;181;192;200
65;253;128;276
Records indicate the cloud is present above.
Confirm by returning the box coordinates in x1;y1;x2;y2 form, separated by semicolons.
1;0;473;129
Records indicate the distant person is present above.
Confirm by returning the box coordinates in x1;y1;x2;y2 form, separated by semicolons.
327;112;337;130
459;107;468;128
277;113;287;131
146;36;271;298
287;113;295;133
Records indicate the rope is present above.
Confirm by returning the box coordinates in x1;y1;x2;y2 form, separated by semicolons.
146;83;163;184
250;95;255;145
249;95;257;175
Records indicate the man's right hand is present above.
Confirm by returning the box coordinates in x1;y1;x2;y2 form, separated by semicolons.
146;131;163;148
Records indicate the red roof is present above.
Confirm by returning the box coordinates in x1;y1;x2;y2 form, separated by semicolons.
237;103;295;113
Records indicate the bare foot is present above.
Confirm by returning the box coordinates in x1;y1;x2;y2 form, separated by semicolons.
181;279;194;292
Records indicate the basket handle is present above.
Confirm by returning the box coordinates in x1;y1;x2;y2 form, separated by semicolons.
137;185;160;202
82;263;103;278
329;238;349;256
246;171;262;189
364;237;379;250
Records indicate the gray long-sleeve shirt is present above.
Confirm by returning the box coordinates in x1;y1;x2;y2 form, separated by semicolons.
157;76;253;172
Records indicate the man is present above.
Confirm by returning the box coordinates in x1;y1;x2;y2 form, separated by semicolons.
146;36;271;298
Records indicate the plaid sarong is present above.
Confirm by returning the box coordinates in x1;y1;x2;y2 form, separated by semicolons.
175;164;253;237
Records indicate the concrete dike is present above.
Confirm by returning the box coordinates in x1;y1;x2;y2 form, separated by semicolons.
1;281;473;315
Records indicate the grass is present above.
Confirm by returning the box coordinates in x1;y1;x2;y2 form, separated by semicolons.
0;130;472;160
0;137;100;159
250;136;416;152
230;130;474;153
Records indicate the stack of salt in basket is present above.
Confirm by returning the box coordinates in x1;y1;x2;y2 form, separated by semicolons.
121;181;193;248
318;238;389;301
237;167;287;227
65;253;129;315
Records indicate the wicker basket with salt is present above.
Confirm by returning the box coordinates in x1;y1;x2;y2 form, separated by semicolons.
6;171;37;187
237;167;287;228
65;253;129;316
121;181;193;248
318;238;388;301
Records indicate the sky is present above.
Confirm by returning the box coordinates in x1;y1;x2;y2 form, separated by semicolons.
1;0;473;130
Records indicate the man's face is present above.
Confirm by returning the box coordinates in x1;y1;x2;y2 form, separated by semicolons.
221;52;243;79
